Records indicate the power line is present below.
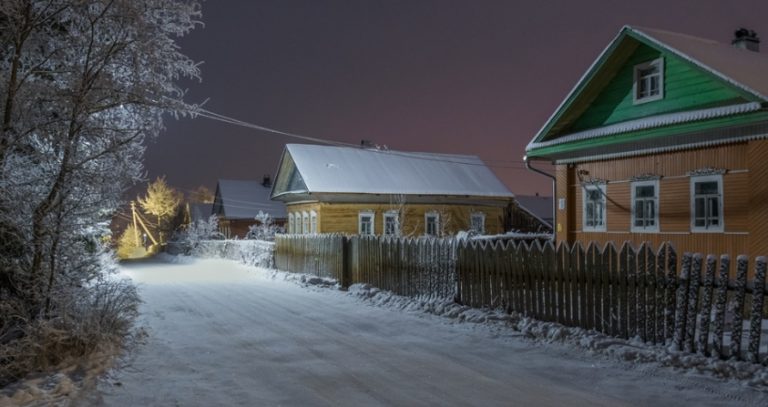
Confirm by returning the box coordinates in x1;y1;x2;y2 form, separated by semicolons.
187;105;547;172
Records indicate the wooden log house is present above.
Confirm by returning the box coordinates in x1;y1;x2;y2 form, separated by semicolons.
270;144;547;237
525;26;768;258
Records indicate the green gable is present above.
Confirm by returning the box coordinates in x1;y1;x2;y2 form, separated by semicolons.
526;27;768;162
566;43;750;133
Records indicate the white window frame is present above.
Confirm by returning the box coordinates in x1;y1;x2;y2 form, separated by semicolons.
383;210;399;236
310;210;318;234
470;212;486;234
302;211;309;234
582;184;607;232
358;211;375;235
288;213;295;234
425;212;440;236
690;174;724;233
630;180;659;233
633;58;664;104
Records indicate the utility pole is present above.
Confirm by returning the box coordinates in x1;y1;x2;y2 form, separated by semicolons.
131;201;140;246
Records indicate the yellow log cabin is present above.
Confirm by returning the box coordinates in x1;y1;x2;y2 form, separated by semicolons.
271;144;548;237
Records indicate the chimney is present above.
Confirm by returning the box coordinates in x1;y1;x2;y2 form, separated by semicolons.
732;28;759;52
262;174;271;187
360;139;375;148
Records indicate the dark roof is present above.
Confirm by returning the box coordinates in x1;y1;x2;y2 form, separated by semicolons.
515;195;553;225
189;203;213;222
214;179;287;220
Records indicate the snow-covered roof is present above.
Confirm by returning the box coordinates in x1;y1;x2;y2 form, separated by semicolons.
633;26;768;100
526;26;768;156
274;144;513;198
214;179;287;219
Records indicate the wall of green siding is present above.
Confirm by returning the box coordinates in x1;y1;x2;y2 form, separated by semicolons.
567;44;750;133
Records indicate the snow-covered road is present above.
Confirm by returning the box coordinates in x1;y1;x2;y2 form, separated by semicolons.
80;257;765;406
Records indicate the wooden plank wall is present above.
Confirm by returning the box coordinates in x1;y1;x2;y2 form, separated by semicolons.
287;202;508;237
557;142;757;262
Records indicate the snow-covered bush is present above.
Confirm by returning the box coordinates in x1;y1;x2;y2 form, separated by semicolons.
191;240;275;269
176;215;224;253
245;211;281;241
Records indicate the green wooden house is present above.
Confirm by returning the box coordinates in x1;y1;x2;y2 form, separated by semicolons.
524;26;768;258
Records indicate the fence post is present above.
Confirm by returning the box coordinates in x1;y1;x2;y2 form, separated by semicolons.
747;257;766;363
341;236;351;288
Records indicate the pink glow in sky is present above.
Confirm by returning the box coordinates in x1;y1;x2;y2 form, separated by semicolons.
146;0;768;198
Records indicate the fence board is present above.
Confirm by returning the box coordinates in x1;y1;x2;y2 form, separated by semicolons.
730;256;749;360
748;258;766;363
697;255;717;355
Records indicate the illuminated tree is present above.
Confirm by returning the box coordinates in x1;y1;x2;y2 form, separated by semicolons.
116;225;142;260
138;177;182;242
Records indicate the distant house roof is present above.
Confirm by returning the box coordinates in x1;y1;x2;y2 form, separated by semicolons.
213;179;287;220
515;195;553;226
189;203;213;223
272;144;514;199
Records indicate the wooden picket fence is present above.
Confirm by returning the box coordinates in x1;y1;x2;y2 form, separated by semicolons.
274;234;345;281
274;234;768;364
349;236;456;299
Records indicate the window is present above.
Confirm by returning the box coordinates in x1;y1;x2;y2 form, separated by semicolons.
582;184;606;231
691;175;723;232
310;211;318;234
425;212;440;236
633;58;664;104
631;180;659;232
383;211;399;236
359;211;374;235
288;213;295;234
302;211;309;234
470;212;485;234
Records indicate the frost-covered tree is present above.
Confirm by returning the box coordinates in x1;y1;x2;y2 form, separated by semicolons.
0;0;201;382
138;176;182;242
116;224;142;260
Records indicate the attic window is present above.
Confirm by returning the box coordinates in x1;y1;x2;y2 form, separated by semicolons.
633;58;664;104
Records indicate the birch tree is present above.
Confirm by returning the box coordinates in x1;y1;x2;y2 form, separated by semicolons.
0;0;202;378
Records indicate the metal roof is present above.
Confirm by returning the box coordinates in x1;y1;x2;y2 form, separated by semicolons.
215;179;287;219
274;144;513;198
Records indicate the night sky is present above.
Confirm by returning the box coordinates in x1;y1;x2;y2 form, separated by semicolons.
146;0;768;198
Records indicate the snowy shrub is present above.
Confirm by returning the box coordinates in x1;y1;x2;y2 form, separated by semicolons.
189;240;275;269
176;215;224;253
245;211;281;241
0;260;140;387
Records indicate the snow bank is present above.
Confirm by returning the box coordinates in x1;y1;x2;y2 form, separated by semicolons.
346;283;768;389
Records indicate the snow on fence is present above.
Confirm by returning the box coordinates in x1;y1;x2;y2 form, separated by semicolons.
274;235;768;364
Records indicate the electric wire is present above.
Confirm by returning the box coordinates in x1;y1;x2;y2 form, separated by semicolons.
187;106;553;173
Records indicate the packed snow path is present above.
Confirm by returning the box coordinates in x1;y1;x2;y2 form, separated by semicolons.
82;257;764;406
